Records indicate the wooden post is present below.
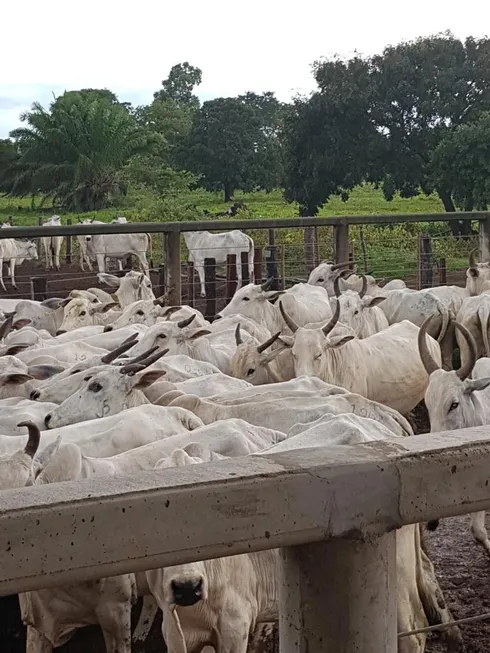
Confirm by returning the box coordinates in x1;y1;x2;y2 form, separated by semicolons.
65;219;72;265
266;229;279;290
279;244;286;290
186;262;195;308
226;254;237;300
334;223;350;265
240;251;250;285
36;216;43;261
254;247;262;285
279;533;397;653
479;218;490;262
157;264;166;299
349;241;355;271
418;233;434;289
204;258;216;320
314;225;320;266
165;232;181;305
439;258;447;285
31;277;47;302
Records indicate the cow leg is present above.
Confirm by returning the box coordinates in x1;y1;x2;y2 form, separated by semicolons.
26;625;53;653
97;601;132;653
96;253;106;273
195;261;206;297
136;252;149;276
0;258;6;292
54;244;61;270
132;595;158;644
397;526;427;653
218;610;250;653
470;510;490;553
10;258;17;288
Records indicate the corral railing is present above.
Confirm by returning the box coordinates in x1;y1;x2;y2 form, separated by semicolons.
2;211;490;314
1;426;490;651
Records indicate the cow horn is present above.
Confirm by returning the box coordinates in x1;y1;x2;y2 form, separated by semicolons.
161;305;182;317
333;272;353;298
18;421;41;458
257;331;281;353
100;333;138;364
279;301;298;333
322;299;341;336
120;348;169;375
128;345;160;365
261;277;274;291
331;260;353;271
418;318;441;376
469;248;478;268
359;274;368;298
177;314;196;329
454;322;478;380
0;315;14;341
235;323;243;346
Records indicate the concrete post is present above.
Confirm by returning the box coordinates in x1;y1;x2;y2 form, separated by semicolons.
479;218;490;262
165;231;181;305
334;223;350;264
279;532;397;653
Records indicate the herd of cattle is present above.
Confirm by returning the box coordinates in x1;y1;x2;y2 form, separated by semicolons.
2;223;490;652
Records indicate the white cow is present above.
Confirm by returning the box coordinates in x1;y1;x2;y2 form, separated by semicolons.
88;228;150;274
57;297;120;332
184;229;255;297
419;318;490;555
9;298;65;335
466;249;490;295
98;270;155;307
145;372;252;404
331;273;389;338
0;398;57;435
0;356;63;400
279;300;441;415
307;260;406;296
456;291;490;367
0;237;38;290
41;215;64;270
216;279;332;335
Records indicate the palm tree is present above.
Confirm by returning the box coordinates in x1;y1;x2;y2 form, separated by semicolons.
2;93;153;211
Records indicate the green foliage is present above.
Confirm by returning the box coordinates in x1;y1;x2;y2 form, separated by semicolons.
153;62;202;110
431;112;490;210
1;95;154;211
0;139;18;182
125;154;197;198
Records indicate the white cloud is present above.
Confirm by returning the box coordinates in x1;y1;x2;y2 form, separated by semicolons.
1;0;489;136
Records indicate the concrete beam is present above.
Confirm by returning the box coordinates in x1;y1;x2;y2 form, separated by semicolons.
1;427;490;595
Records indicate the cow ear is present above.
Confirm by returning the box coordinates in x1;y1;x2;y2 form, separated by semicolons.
327;335;355;349
277;335;293;348
186;329;212;340
12;319;31;329
261;345;288;365
90;302;118;314
468;268;479;278
363;296;387;307
28;364;64;380
133;370;167;388
33;436;63;478
1;373;33;385
465;377;490;394
98;273;121;288
41;298;65;310
264;291;286;302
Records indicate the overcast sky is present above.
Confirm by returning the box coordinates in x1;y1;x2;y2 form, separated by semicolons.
1;0;489;137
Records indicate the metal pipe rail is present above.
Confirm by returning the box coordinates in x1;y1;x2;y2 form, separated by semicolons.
1;426;490;651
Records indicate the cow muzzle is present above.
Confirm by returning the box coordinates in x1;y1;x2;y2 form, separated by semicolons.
171;578;204;607
44;413;52;428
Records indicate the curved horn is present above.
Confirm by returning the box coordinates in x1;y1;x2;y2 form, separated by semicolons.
235;323;243;346
359;274;368;298
333;272;353;298
417;318;441;376
469;248;478;268
100;333;138;364
279;301;299;333
128;345;160;365
120;348;169;375
177;314;196;329
161;305;182;317
331;260;354;271
0;315;13;341
18;421;41;458
322;299;341;336
261;277;274;291
454;322;478;380
257;331;281;353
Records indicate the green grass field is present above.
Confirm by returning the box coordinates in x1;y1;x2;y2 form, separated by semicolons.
0;185;474;280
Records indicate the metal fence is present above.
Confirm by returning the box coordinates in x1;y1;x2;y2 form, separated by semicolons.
1;212;490;316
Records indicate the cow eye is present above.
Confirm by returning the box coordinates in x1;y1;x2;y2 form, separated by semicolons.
449;401;459;412
136;310;144;316
80;311;86;316
247;368;255;376
88;381;102;392
314;353;322;360
354;310;359;315
318;278;324;282
83;375;93;382
70;369;81;375
158;333;166;339
242;297;250;302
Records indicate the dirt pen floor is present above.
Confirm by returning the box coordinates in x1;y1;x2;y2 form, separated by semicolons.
2;264;489;652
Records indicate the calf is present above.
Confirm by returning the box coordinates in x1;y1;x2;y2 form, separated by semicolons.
0;237;38;290
98;270;155;307
41;215;64;270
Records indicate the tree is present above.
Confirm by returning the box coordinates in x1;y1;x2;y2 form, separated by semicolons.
2;95;153;211
432;112;490;211
0;139;18;180
153;62;202;110
184;94;283;202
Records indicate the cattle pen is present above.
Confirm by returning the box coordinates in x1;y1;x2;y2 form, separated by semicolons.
1;210;490;318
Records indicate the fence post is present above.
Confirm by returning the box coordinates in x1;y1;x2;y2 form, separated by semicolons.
31;277;47;302
334;223;350;264
418;233;434;289
439;258;447;285
65;219;72;265
349;241;355;271
165;231;181;305
204;258;216;320
240;252;250;285
479;218;490;262
186;262;195;308
157;264;166;299
254;247;262;285
279;245;286;290
266;229;279;290
226;254;237;301
279;532;397;653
